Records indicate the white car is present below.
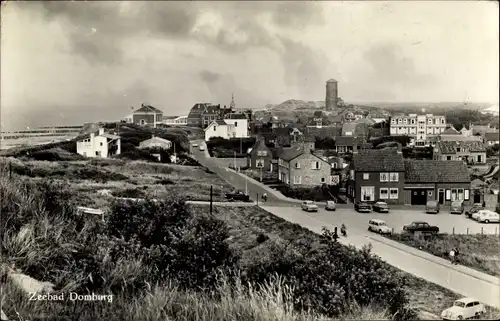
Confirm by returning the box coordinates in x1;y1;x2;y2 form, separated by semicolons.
368;219;392;235
199;146;205;151
476;210;499;223
441;297;485;320
192;143;198;147
471;210;484;221
301;201;318;212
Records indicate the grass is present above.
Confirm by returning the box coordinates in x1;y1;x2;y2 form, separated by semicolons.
1;157;234;210
197;205;500;319
1;274;392;321
385;233;500;277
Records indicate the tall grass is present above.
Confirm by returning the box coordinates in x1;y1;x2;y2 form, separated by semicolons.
1;273;390;321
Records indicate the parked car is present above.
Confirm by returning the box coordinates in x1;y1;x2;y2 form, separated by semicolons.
325;200;336;211
450;200;464;214
225;190;250;202
441;298;485;320
301;201;319;212
373;201;389;213
199;146;205;151
368;219;392;235
192;143;199;147
354;201;371;213
475;210;500;223
403;221;439;234
425;200;440;214
465;204;483;219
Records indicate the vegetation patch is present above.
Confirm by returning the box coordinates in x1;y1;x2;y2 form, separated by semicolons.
385;233;500;276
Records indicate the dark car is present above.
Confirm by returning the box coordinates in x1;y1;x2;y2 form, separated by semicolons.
354;201;372;213
373;201;389;213
465;204;483;219
225;190;250;202
403;221;439;234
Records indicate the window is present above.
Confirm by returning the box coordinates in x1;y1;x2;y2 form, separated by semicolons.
380;173;389;182
279;159;283;166
256;159;264;168
95;151;100;156
261;151;267;157
380;188;389;199
363;173;369;180
445;189;451;200
293;176;302;184
389;188;399;199
389;173;399;182
332;162;337;169
321;177;326;183
477;155;482;163
295;162;301;169
441;119;445;124
411;119;415;124
311;161;321;169
464;189;470;200
446;156;452;160
100;142;103;146
234;121;237;127
214;126;217;131
456;148;461;152
458;189;464;200
451;189;457;201
403;118;407;124
361;186;375;201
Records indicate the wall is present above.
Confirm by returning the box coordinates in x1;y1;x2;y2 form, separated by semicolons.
437;151;486;163
77;135;109;158
133;114;156;126
224;119;249;138
402;183;472;206
285;153;331;186
249;144;272;171
205;123;228;141
354;171;405;204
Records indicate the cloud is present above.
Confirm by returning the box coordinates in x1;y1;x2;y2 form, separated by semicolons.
199;70;222;84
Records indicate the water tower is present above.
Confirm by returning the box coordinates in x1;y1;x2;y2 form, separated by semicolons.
325;79;338;110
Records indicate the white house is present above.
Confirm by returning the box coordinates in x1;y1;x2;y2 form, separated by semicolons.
205;120;236;141
224;113;249;138
163;115;188;126
139;135;172;150
76;128;121;158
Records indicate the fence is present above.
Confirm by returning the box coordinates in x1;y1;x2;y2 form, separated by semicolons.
396;225;500;236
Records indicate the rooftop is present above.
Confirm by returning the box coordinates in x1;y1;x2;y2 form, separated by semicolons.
134;105;163;114
352;149;405;172
404;160;470;183
484;132;499;141
226;113;248;120
279;147;305;162
437;141;486;153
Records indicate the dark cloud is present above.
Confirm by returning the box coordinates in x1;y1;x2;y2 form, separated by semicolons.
279;38;330;99
363;42;435;86
199;70;222;84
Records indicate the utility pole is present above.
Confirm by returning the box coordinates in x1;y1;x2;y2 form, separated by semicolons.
233;151;236;170
240;137;242;154
210;185;213;214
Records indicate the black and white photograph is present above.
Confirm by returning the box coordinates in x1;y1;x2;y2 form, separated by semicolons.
0;1;499;320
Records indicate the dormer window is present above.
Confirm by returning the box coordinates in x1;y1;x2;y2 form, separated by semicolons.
456;147;461;152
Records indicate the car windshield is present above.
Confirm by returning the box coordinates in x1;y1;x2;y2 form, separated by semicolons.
453;301;466;308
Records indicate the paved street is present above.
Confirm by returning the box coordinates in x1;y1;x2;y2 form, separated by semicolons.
190;141;500;308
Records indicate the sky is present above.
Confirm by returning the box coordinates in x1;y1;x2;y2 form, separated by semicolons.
1;1;499;131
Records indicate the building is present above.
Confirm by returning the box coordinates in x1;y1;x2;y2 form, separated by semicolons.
163;115;188;126
403;160;471;206
139;135;172;150
325;79;338;110
306;111;334;128
434;141;487;164
129;104;164;128
224;113;249;138
484;132;500;145
439;126;483;143
204;120;235;141
346;149;405;204
187;103;211;127
247;138;274;172
389;113;446;146
277;147;332;187
76;128;121;158
335;136;370;153
471;123;498;136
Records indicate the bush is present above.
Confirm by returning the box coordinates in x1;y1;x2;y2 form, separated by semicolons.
112;188;147;199
277;185;336;202
244;229;414;319
116;148;159;162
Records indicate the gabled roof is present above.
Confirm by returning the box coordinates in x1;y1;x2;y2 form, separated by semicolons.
226;113;248;120
437;141;486;154
404;160;470;183
134;105;163;114
352;149;405;172
141;136;171;144
204;120;227;131
279;147;305;161
484;132;499;142
249;138;269;154
203;104;221;114
440;127;460;135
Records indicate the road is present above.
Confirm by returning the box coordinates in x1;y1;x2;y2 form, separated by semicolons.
190;140;500;308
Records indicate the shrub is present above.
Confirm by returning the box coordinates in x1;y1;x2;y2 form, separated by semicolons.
116;148;159;162
256;233;269;244
156;178;175;185
112;188;147;199
277;185;336;202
